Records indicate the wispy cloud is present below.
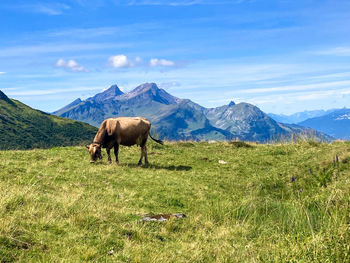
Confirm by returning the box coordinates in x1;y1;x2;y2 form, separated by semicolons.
315;47;350;56
4;86;103;96
11;3;71;15
125;0;243;6
0;43;128;58
158;81;181;89
236;80;350;94
150;58;175;67
247;88;350;106
47;22;160;39
0;72;6;74
55;59;88;72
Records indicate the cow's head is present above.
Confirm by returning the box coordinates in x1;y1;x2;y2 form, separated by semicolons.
86;143;102;163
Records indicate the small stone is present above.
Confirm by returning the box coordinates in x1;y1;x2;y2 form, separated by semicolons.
107;249;114;255
142;213;187;222
219;160;227;164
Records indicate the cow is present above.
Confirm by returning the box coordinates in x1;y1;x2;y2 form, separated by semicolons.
86;117;163;165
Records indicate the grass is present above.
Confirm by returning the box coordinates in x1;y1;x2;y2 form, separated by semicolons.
0;141;349;262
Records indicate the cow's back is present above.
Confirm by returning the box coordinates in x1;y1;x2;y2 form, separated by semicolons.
113;117;151;146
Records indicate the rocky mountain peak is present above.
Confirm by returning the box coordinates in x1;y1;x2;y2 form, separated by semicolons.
120;82;180;105
70;98;82;105
92;84;124;102
228;101;235;107
132;83;159;94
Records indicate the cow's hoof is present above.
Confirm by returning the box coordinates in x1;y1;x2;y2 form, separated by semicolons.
115;161;119;165
138;162;142;166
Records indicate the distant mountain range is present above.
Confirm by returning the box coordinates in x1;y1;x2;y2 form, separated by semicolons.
54;83;331;142
268;109;336;124
0;90;97;150
269;108;350;140
298;108;350;140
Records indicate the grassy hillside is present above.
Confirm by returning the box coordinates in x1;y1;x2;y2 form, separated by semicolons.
0;93;97;149
0;141;349;262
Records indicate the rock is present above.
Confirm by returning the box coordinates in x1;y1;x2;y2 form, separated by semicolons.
142;213;187;222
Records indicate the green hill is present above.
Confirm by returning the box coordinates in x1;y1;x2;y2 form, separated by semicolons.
0;141;349;262
0;90;97;149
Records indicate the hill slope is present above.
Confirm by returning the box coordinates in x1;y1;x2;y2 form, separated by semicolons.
0;141;349;261
0;90;97;149
54;83;330;142
298;108;350;139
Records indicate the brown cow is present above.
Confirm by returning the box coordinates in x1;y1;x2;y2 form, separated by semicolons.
87;117;163;165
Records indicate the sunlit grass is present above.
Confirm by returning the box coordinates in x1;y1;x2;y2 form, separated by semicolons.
0;141;349;262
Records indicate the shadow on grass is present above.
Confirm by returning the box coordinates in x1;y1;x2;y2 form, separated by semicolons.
88;161;192;171
139;163;192;171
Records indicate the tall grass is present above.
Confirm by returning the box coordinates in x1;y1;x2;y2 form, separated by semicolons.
0;141;349;262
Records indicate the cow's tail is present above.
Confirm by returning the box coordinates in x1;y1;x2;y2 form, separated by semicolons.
149;133;164;145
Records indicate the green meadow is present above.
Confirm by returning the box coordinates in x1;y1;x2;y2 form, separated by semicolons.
0;141;349;262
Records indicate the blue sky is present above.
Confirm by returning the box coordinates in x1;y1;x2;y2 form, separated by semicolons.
1;0;350;114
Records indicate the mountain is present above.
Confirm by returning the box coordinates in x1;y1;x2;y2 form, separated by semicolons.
90;84;124;102
54;83;231;140
206;102;291;142
298;108;350;139
268;109;336;124
54;83;331;142
0;90;97;150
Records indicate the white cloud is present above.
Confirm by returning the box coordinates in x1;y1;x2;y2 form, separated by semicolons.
55;59;88;72
0;72;6;74
109;55;134;68
108;55;144;68
55;59;65;67
150;58;175;67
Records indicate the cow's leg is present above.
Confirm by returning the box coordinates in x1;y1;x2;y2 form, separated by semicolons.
106;148;112;164
114;144;119;164
138;146;144;166
143;145;149;165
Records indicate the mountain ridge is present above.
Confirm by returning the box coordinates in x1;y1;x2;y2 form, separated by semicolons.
53;83;332;142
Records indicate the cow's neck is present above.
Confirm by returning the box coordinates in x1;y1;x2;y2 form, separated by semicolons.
93;128;105;145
